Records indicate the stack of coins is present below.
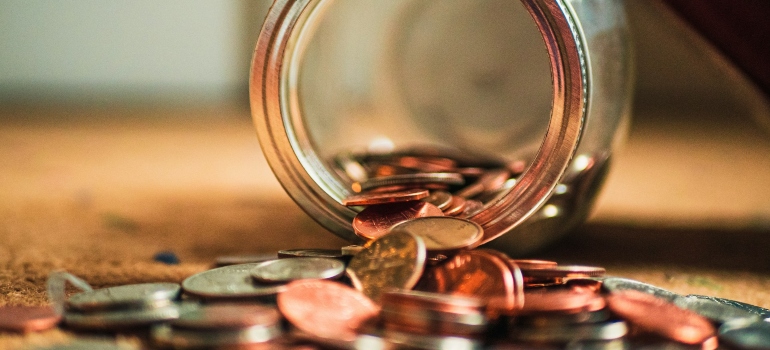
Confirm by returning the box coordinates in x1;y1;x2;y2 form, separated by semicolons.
63;283;182;330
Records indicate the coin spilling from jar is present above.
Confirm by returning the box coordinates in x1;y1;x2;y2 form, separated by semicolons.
5;151;770;350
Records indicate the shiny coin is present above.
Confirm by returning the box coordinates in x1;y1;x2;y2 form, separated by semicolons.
674;295;761;324
511;259;558;269
215;253;277;267
343;189;430;206
352;201;443;241
347;230;427;301
601;277;680;303
250;257;345;283
381;290;487;336
416;250;524;313
686;295;770;320
353;173;464;192
152;323;281;348
390;155;457;173
521;265;606;279
443;196;468;216
63;304;182;330
66;282;180;312
182;264;287;300
512;320;628;343
422;190;454;210
390;217;483;252
278;279;380;342
606;290;716;346
172;303;280;329
522;288;606;314
277;249;346;259
341;245;365;256
0;306;60;332
719;318;770;350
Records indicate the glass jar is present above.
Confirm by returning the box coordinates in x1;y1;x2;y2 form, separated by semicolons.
250;0;632;255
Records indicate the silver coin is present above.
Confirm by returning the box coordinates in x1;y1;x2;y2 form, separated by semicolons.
25;339;140;350
383;329;483;350
250;258;345;283
601;277;681;303
182;264;287;300
685;294;770;320
719;318;770;350
356;173;465;192
390;216;483;252
512;320;628;343
341;245;365;256
152;323;282;348
674;295;761;324
215;253;277;267
66;282;180;312
278;249;346;259
63;304;182;330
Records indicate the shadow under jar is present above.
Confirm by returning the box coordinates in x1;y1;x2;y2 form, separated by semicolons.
250;0;633;255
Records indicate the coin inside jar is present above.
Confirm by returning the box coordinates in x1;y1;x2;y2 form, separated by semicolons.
421;191;453;210
343;189;430;206
352;201;444;241
353;173;464;193
390;217;483;253
66;283;181;312
250;257;345;283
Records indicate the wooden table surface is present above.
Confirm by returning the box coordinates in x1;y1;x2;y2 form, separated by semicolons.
1;104;769;347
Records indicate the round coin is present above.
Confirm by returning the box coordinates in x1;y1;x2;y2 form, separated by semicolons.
278;280;380;342
343;189;430;206
250;257;345;283
422;191;453;210
346;230;427;301
674;295;761;324
512;320;628;343
341;245;365;256
521;288;606;314
152;323;281;349
606;290;716;346
172;303;280;329
0;306;60;332
511;259;558;269
182;264;287;300
443;196;467;216
521;265;606;279
719;318;770;350
352;201;444;241
601;277;680;303
215;253;277;267
277;249;345;259
354;173;465;192
67;282;180;312
390;217;483;252
63;304;182;330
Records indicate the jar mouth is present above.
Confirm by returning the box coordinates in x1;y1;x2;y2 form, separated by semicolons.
251;0;588;245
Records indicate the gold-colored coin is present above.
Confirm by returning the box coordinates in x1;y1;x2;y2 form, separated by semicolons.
346;231;427;302
390;217;483;253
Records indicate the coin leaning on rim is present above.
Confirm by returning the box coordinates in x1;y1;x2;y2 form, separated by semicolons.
389;216;483;252
66;282;181;312
346;230;427;302
250;257;346;283
182;264;287;300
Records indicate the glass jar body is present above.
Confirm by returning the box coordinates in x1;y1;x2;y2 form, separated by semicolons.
251;0;632;255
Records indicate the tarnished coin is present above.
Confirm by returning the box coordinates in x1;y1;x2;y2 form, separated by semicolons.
67;282;180;312
182;264;287;300
606;290;716;346
277;249;346;260
353;173;464;192
352;201;443;241
343;189;430;206
215;253;277;267
250;257;345;283
172;303;280;329
601;277;680;303
521;265;606;279
0;306;60;332
278;280;380;342
416;250;524;312
63;304;182;330
674;295;761;324
346;231;427;301
512;320;628;343
719;318;770;350
390;217;483;252
422;190;454;210
152;323;282;349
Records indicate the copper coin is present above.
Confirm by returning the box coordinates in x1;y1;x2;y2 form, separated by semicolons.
565;278;604;293
343;189;429;206
416;250;523;312
346;230;427;301
380;290;487;336
0;306;60;332
510;259;558;269
381;289;486;315
442;196;467;216
521;288;606;314
172;303;280;329
277;280;380;342
390;217;483;252
521;265;606;279
352;201;443;241
353;173;464;192
606;290;716;345
392;156;457;172
421;190;453;210
455;169;510;198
